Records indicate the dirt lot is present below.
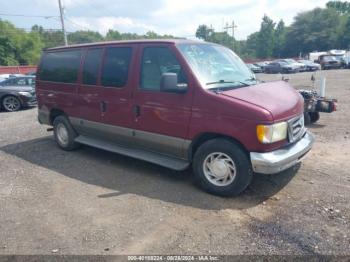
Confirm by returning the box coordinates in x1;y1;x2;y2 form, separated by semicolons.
0;70;349;256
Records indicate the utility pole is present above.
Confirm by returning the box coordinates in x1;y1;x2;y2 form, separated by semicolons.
58;0;68;46
224;20;237;50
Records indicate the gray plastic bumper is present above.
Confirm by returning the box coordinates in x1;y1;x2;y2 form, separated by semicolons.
250;131;314;174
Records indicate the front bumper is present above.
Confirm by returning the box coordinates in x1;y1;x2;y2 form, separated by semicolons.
20;95;37;107
250;131;314;174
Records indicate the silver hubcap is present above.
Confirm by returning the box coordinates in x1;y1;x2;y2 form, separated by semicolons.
203;152;237;187
56;123;69;146
3;97;20;111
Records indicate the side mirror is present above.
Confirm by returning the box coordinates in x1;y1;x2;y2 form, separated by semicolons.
160;73;188;94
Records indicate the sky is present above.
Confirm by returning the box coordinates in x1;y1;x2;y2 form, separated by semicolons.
0;0;330;40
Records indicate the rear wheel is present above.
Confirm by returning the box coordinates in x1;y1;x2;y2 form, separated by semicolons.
53;115;80;151
2;96;21;112
193;138;252;197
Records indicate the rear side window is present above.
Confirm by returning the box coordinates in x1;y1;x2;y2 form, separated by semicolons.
101;47;132;88
140;47;187;91
39;50;82;83
82;48;103;85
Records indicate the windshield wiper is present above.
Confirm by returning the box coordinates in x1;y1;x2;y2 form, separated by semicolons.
206;80;250;93
206;80;250;87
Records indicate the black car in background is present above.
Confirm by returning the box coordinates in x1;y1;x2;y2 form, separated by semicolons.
246;63;263;73
0;76;36;112
298;60;321;71
264;61;299;74
254;62;269;72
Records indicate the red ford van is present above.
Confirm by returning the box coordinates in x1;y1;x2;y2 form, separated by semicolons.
36;39;314;196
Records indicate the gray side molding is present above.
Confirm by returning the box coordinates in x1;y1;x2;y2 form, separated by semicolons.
75;135;190;171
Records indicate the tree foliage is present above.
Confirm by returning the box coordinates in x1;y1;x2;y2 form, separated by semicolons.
196;1;350;59
327;1;350;14
1;1;350;65
0;19;176;65
256;15;276;58
284;8;341;56
0;19;43;65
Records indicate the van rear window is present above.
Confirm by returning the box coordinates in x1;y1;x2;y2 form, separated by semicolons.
39;50;82;83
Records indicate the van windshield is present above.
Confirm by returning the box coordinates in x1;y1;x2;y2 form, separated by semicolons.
177;43;255;89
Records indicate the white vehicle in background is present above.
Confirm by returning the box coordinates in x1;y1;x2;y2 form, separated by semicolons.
329;50;346;56
309;52;328;63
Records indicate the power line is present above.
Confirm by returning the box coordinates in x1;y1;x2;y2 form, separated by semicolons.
0;13;58;19
1;28;63;32
65;16;92;31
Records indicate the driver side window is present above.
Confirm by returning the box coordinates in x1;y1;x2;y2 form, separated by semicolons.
140;47;187;91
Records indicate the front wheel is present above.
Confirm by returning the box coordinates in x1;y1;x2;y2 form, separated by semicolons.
2;96;21;112
193;138;253;197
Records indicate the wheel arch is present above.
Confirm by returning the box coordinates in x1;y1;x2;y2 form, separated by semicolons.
188;132;248;161
49;108;66;125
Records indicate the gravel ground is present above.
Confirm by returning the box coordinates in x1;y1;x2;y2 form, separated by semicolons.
0;70;349;256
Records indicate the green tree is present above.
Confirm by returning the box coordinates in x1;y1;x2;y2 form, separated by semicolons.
195;25;212;41
284;8;340;56
105;29;122;40
256;15;276;58
243;32;260;58
209;32;234;49
273;20;286;58
338;15;350;48
327;1;350;14
67;30;103;44
31;25;64;48
17;31;43;65
0;19;43;65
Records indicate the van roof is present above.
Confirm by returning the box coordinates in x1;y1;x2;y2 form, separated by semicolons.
46;39;205;51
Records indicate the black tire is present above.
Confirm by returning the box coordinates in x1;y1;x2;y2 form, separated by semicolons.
53;115;79;151
193;138;253;197
309;112;320;124
304;112;311;125
2;95;22;112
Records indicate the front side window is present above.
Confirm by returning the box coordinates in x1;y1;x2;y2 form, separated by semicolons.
26;78;35;86
38;50;82;83
140;47;187;91
177;43;255;90
101;47;132;88
83;48;103;85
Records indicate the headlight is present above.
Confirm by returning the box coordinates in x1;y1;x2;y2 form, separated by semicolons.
18;91;32;97
257;122;288;144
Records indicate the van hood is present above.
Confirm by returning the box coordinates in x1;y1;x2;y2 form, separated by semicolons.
221;81;304;121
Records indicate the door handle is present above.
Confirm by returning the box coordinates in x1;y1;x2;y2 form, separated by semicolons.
100;101;107;113
133;105;140;117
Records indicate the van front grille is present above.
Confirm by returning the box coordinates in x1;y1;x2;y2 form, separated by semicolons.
288;114;306;143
